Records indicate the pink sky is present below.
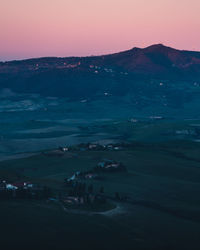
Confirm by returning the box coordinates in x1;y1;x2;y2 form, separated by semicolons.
0;0;200;61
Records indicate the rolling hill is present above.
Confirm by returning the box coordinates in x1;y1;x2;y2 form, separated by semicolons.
1;44;200;117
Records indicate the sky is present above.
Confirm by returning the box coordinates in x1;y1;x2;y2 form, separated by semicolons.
0;0;200;61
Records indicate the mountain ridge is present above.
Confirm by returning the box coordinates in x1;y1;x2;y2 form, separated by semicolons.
0;44;200;103
1;44;200;77
1;44;200;63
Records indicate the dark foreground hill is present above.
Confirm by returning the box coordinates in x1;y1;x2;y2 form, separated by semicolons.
1;140;200;250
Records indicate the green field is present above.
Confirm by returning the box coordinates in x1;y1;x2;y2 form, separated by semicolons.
1;139;200;250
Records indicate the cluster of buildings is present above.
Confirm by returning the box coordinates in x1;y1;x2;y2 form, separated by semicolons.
59;143;123;153
66;159;126;185
95;159;126;172
89;65;128;75
0;181;34;191
66;171;100;183
0;180;51;200
88;143;122;151
31;61;82;71
63;159;127;208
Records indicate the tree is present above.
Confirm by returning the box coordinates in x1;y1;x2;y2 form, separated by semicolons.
99;186;104;194
88;184;93;194
115;192;120;200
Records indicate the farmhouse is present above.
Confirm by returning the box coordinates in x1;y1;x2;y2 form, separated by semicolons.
96;159;126;172
88;144;98;150
59;147;69;152
84;173;99;180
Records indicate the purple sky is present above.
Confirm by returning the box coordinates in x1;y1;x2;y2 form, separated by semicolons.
1;0;200;61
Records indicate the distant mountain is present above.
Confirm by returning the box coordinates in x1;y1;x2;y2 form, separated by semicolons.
1;44;200;77
0;44;200;116
105;44;200;76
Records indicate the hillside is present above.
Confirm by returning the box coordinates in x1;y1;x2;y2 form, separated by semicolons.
1;44;200;75
1;44;200;94
1;44;200;116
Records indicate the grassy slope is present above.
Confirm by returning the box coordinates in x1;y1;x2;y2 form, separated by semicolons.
1;141;200;249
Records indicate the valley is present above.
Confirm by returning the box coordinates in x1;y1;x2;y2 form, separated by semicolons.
1;118;200;249
1;44;200;249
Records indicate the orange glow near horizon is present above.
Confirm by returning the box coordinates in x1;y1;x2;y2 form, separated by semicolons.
0;0;200;60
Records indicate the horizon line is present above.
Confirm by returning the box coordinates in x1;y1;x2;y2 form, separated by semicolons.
1;43;200;63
